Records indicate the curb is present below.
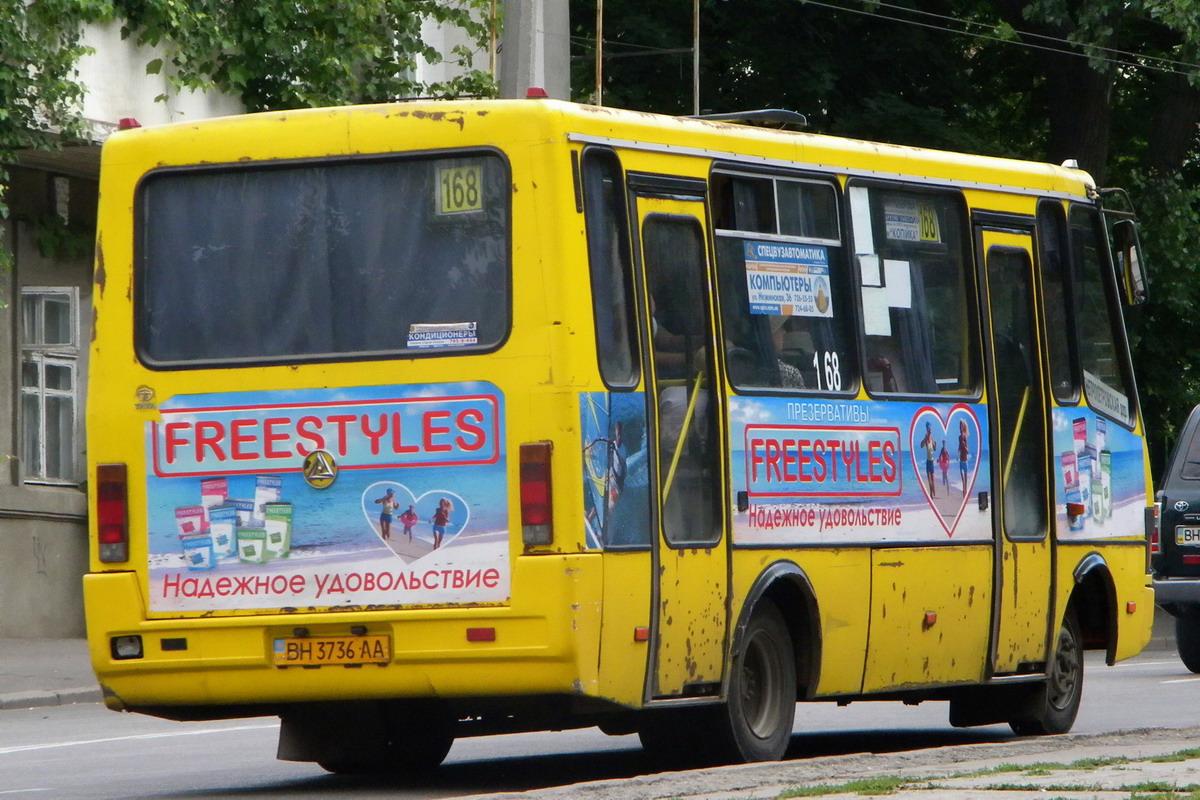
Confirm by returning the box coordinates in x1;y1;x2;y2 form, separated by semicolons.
0;686;103;711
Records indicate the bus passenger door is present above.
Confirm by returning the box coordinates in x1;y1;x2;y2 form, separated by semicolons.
978;227;1054;674
631;184;729;700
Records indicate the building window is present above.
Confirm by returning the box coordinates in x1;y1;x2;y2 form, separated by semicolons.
21;288;79;484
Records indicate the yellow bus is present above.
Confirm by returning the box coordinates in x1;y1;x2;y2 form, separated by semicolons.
85;98;1154;770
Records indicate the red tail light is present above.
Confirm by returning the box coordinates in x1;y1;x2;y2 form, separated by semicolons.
96;463;129;563
520;442;553;546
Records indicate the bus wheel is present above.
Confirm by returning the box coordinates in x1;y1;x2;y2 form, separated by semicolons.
317;723;454;774
1009;608;1083;736
297;702;454;774
717;599;796;762
1175;606;1200;673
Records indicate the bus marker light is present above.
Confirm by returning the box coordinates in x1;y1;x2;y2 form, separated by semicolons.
520;442;554;546
1066;502;1087;518
923;612;937;629
97;463;129;563
634;627;650;642
466;627;496;642
1126;602;1137;614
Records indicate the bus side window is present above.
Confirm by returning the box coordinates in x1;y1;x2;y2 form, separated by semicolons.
1069;204;1137;427
850;186;978;397
712;171;855;394
1037;201;1080;402
582;149;639;387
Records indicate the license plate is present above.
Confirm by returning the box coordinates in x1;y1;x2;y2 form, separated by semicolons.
1176;526;1200;545
272;635;391;666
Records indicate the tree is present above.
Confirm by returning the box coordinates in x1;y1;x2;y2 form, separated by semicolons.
571;0;1200;473
111;0;496;111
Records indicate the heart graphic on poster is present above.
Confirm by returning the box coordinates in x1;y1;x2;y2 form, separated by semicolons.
361;481;470;565
909;404;981;538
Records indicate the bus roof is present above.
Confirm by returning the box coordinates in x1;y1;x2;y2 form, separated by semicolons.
103;98;1095;201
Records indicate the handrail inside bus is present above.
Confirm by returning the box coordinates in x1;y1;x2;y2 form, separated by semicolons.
662;373;704;503
1002;386;1032;488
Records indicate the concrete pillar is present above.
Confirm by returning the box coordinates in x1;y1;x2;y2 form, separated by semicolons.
498;0;570;100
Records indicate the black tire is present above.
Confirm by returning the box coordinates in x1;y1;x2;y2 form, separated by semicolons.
316;705;454;775
637;708;708;768
1175;607;1200;673
1009;607;1083;736
714;599;796;762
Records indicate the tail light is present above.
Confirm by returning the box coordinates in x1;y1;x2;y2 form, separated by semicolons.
520;442;553;546
1147;501;1161;573
96;463;129;563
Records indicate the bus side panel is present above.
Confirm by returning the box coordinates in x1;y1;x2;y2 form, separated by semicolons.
731;548;872;697
862;546;991;691
595;550;652;705
1047;406;1152;661
1056;543;1153;662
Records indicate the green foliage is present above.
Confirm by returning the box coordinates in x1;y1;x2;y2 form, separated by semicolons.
110;0;497;111
32;214;95;260
776;776;910;797
0;0;114;258
1122;170;1200;472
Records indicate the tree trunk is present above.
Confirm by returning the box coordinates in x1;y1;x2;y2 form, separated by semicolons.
1145;72;1200;176
1042;48;1113;183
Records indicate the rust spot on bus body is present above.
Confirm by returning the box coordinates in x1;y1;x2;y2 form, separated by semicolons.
409;109;465;131
94;240;106;296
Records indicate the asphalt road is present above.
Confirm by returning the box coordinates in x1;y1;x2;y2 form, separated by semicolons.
1;650;1197;800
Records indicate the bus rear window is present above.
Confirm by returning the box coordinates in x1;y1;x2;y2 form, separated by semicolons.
136;153;510;366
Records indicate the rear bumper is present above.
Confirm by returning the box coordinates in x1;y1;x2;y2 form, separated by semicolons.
1154;578;1200;607
84;558;598;713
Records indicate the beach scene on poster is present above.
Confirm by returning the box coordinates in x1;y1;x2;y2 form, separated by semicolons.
144;382;510;612
580;392;651;548
730;396;992;545
1051;407;1148;540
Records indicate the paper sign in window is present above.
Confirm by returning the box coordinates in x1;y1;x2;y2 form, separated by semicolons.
884;260;912;309
849;187;874;253
861;286;891;337
858;254;881;287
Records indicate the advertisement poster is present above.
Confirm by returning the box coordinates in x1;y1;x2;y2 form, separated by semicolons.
730;397;991;545
145;382;510;612
1051;407;1148;540
743;240;833;318
580;392;651;548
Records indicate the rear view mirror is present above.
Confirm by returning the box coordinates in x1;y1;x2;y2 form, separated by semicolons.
1112;219;1147;305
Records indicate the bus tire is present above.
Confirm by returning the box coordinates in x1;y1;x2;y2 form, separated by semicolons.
317;726;454;775
715;599;796;762
310;702;454;775
1009;607;1083;736
1175;606;1200;674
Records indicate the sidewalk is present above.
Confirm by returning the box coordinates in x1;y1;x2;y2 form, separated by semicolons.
474;727;1200;800
0;637;101;710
